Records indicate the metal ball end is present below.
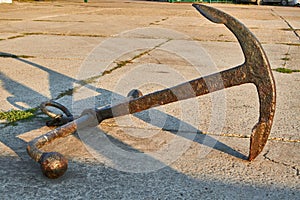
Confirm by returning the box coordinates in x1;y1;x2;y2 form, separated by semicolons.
127;89;143;99
39;152;68;179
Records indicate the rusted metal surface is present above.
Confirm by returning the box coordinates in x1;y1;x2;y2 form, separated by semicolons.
26;121;76;178
192;4;276;161
27;4;276;179
40;101;74;126
26;114;93;178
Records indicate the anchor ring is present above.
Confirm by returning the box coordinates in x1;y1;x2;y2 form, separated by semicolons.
40;100;74;126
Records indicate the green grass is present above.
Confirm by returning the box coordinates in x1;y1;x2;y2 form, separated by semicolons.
273;68;300;74
0;108;38;124
281;57;290;61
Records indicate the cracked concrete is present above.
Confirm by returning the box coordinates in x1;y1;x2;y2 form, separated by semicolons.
263;149;299;177
271;8;300;41
0;0;299;199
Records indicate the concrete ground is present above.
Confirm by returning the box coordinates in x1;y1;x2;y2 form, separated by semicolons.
0;0;299;199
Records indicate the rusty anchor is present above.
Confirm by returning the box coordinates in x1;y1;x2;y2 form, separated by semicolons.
27;4;276;179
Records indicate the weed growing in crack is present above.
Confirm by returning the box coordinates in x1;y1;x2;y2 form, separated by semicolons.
0;108;38;125
273;68;300;74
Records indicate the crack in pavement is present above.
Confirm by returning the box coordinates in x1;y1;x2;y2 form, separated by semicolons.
149;17;169;26
263;150;299;177
271;9;300;41
53;38;171;100
281;46;291;67
3;32;107;40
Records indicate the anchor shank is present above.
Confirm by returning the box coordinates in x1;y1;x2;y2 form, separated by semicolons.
99;64;248;120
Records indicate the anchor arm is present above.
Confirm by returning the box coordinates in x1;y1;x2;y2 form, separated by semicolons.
192;4;276;160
